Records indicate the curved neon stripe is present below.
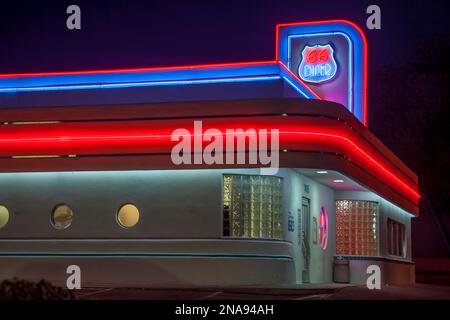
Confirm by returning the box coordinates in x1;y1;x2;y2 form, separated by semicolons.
0;127;419;201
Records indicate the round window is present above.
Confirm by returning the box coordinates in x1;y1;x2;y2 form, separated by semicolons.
117;204;140;228
0;205;9;230
51;204;73;230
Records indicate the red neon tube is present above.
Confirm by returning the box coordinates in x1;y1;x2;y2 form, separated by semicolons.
0;117;418;202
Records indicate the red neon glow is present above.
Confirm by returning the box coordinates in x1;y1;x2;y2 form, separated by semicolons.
305;47;330;64
0;60;277;79
275;20;368;126
0;119;419;202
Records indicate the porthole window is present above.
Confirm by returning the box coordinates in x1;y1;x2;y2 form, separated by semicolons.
117;204;140;228
0;205;9;230
51;204;73;230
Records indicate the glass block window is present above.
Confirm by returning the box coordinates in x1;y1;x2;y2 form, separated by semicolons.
336;200;379;256
223;174;283;239
387;218;406;257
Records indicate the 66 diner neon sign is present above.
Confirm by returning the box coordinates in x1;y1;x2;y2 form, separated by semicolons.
298;44;337;83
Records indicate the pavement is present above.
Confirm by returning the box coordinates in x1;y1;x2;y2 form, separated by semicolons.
73;283;450;300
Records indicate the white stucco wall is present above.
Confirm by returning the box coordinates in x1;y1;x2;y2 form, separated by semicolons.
0;169;414;285
278;169;336;284
0;168;298;286
0;170;224;238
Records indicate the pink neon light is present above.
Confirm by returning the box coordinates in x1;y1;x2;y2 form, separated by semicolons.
320;206;328;250
282;130;419;200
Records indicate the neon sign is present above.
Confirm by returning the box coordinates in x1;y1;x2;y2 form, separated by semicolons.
0;20;368;125
319;206;328;250
298;44;337;83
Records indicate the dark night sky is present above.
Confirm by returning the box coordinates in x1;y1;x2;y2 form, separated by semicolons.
1;0;449;74
1;1;450;255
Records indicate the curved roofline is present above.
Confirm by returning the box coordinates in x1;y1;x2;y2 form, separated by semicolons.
0;19;367;125
0;98;418;214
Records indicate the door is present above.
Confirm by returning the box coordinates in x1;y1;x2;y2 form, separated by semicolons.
300;197;311;283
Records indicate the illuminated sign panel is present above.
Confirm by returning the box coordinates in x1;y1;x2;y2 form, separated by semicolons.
289;33;351;111
0;20;368;125
276;20;368;124
298;44;337;83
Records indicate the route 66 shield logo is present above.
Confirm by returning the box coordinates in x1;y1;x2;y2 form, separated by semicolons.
298;44;337;83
